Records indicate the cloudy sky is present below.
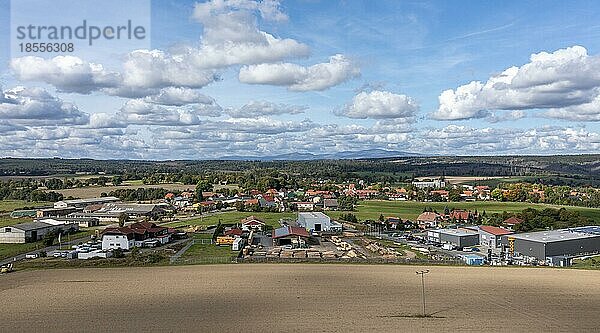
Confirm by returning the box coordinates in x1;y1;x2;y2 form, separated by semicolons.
1;0;600;159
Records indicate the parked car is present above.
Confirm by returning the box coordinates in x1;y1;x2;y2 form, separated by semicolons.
25;253;39;259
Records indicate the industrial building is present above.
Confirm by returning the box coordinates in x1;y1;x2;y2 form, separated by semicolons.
427;228;479;249
272;226;310;247
501;226;600;266
478;225;513;248
297;212;342;233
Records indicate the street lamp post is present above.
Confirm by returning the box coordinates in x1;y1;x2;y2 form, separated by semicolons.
416;270;430;317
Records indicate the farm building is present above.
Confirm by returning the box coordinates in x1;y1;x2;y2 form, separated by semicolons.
500;226;600;266
478;225;513;248
272;226;310;247
297;212;342;233
427;228;479;249
97;203;165;220
9;209;37;218
35;217;99;228
53;196;120;209
36;207;78;218
0;221;65;243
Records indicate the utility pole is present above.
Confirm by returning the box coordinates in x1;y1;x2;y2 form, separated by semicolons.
416;270;430;317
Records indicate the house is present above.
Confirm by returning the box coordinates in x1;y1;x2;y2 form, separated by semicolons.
448;210;475;223
101;227;135;250
430;190;449;200
412;178;446;189
323;199;339;210
272;226;310;247
258;195;277;209
297;212;342;233
478;225;513;248
0;221;57;243
503;216;524;230
295;202;315;211
101;221;170;250
416;212;440;229
241;216;266;231
224;228;243;237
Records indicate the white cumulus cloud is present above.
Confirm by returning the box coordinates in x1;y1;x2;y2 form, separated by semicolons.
239;54;360;91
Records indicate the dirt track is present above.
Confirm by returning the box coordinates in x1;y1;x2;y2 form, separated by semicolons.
1;265;598;332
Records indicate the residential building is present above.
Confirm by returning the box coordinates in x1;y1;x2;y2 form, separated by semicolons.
295;202;315;211
416;212;441;229
323;198;339;210
412;178;446;189
241;216;266;231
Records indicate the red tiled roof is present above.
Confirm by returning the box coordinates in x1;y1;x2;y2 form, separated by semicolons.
417;212;439;222
504;216;524;225
272;226;310;239
241;216;265;224
479;225;513;236
450;210;470;220
224;228;243;236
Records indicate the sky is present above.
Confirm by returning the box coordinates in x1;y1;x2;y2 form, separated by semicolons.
0;0;600;159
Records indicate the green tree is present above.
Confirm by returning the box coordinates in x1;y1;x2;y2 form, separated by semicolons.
118;212;129;227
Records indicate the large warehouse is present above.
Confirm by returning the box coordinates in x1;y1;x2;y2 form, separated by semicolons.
427;228;479;249
500;226;600;266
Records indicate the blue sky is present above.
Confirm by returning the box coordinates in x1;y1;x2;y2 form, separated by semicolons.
0;0;599;159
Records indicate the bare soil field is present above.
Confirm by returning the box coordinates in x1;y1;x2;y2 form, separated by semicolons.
0;265;598;332
54;183;196;198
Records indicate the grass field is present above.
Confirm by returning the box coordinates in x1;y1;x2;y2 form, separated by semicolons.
1;265;598;332
167;211;296;228
326;200;600;222
0;200;51;213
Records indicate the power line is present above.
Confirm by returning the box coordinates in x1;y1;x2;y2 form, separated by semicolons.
416;270;430;317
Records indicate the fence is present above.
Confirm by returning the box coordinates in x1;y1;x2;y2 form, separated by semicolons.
235;256;464;265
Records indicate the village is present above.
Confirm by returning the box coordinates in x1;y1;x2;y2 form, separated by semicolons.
1;176;598;271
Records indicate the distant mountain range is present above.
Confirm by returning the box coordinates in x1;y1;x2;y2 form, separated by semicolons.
218;149;423;161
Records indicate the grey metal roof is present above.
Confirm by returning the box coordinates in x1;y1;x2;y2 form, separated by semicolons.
508;226;600;243
9;221;53;231
60;197;119;205
273;226;289;238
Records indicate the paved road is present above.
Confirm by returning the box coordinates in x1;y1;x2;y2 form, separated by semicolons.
0;234;94;266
